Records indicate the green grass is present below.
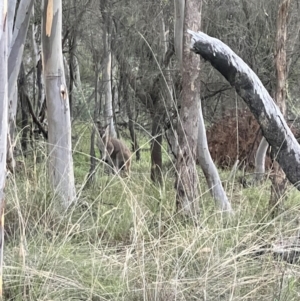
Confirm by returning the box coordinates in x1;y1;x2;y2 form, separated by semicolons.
4;127;300;300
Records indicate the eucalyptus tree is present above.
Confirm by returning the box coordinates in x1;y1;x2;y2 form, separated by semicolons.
42;0;76;208
269;0;291;214
174;0;202;219
7;0;34;171
100;0;116;138
0;1;8;297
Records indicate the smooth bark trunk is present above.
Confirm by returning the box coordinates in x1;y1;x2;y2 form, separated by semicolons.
197;102;232;212
42;0;76;208
254;137;269;182
8;0;34;101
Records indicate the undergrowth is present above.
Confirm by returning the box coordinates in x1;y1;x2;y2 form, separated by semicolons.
4;125;300;300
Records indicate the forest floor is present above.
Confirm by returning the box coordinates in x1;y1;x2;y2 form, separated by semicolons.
4;122;300;300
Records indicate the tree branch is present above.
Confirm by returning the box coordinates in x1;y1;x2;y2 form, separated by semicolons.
188;30;300;189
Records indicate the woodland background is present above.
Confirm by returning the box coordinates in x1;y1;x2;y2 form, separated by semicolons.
1;0;300;300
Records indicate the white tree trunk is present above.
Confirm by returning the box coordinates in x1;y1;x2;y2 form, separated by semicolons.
7;0;34;172
254;137;269;182
42;0;76;208
103;31;116;138
197;103;233;212
0;1;8;297
7;0;17;45
8;0;34;101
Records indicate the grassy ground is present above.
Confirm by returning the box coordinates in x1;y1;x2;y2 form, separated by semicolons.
4;123;300;300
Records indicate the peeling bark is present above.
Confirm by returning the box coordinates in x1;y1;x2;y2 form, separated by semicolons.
188;30;300;189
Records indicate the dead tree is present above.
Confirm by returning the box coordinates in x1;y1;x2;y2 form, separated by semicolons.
188;30;300;190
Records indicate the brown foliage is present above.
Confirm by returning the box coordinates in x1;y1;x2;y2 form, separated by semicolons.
206;109;300;169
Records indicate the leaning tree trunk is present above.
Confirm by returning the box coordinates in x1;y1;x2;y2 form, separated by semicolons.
7;0;34;172
42;0;76;208
0;1;8;297
175;0;201;220
269;0;290;215
188;31;300;189
197;102;232;212
254;137;269;182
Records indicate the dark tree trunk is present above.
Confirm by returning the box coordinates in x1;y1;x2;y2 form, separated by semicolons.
19;63;29;152
188;30;300;190
151;113;163;184
87;60;100;186
36;58;44;116
269;0;290;216
68;38;75;119
124;80;140;161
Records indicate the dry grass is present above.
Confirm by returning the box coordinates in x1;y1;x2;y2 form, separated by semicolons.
4;129;300;301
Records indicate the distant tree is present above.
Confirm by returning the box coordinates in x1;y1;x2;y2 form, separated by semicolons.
42;0;76;208
100;0;116;138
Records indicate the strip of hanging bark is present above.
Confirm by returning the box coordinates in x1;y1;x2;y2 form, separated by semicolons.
188;30;300;189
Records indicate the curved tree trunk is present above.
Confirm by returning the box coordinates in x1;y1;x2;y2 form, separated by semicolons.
42;0;76;208
254;137;269;182
7;0;34;172
197;102;232;212
188;30;300;189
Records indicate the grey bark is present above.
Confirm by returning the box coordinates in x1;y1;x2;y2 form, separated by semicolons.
42;0;76;208
7;0;34;172
254;137;269;182
174;0;185;66
175;1;201;219
197;102;232;212
0;2;8;296
103;33;116;138
8;0;34;101
188;30;300;189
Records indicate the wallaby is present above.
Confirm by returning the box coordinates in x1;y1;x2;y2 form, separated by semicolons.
97;123;131;176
